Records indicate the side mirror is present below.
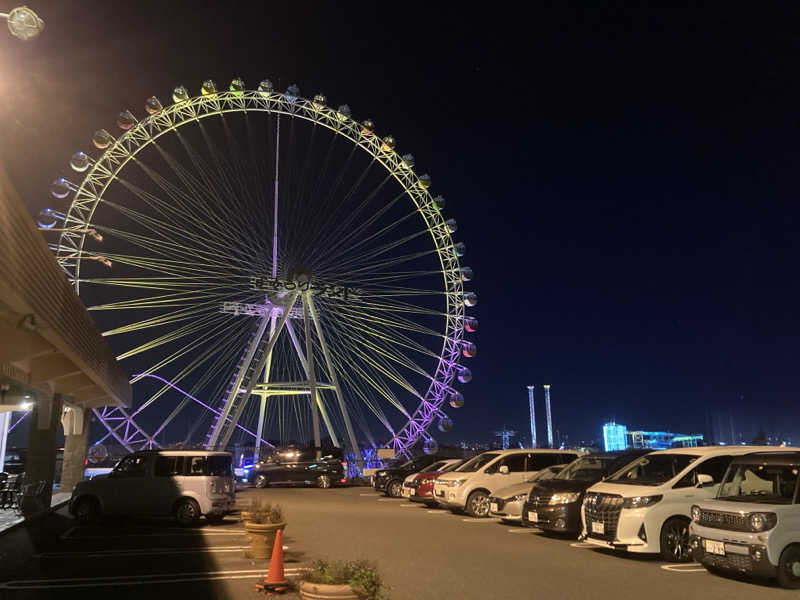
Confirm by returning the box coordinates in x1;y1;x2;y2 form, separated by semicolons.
499;465;509;475
696;473;714;488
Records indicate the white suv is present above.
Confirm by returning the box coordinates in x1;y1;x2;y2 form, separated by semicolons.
433;449;584;517
690;451;800;588
581;446;797;561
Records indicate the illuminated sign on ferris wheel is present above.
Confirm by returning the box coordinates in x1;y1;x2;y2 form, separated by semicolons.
250;275;362;300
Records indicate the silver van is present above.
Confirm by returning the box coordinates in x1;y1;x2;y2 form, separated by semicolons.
69;450;235;525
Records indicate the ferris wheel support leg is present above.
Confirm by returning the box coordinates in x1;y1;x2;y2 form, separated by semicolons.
207;313;271;449
302;294;322;457
254;313;277;461
216;292;298;450
307;295;363;467
285;320;340;448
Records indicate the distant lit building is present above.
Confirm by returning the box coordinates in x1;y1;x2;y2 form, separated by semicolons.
603;422;628;451
602;422;703;451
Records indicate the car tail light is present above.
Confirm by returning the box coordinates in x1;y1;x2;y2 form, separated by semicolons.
340;478;346;484
341;461;348;469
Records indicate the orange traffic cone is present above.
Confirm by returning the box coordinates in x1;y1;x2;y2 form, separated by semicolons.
255;528;289;594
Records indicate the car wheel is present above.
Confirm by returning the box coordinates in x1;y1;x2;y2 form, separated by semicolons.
778;545;800;589
253;474;269;489
660;517;691;562
205;513;225;524
316;475;331;489
466;491;490;518
174;499;201;526
73;497;100;524
386;480;403;498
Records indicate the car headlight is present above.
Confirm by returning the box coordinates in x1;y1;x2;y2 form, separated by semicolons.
749;512;777;532
377;471;386;476
513;494;528;502
622;495;662;509
690;505;701;522
421;478;434;484
549;492;581;504
442;478;467;487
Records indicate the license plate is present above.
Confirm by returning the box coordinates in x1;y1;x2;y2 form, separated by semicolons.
490;503;498;513
528;511;538;523
705;540;725;555
591;521;605;535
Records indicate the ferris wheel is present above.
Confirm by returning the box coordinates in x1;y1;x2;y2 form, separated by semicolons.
40;77;477;461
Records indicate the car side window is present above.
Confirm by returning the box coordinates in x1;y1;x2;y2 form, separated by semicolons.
187;456;207;476
500;454;526;472
115;454;148;477
528;453;561;471
155;455;184;476
697;456;733;483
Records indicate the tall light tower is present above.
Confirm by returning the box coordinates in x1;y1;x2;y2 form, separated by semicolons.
527;385;537;448
543;384;553;448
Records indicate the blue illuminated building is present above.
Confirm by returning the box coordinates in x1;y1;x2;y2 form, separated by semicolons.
602;422;703;451
603;422;628;451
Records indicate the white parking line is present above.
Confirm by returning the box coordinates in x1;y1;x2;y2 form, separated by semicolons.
399;503;416;507
569;542;597;548
35;546;250;559
359;493;377;497
461;518;502;523
426;510;447;514
64;530;245;539
377;499;396;502
661;564;706;573
507;529;532;534
0;568;304;590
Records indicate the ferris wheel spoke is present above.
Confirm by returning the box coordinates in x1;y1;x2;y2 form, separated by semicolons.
88;287;232;311
116;312;228;360
334;303;443;338
80;275;228;291
97;317;252;445
102;304;221;336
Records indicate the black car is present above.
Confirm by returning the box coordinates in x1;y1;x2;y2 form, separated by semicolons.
249;448;346;489
374;454;446;497
522;449;653;536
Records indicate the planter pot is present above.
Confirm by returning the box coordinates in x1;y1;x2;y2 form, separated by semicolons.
299;580;359;599
243;521;285;559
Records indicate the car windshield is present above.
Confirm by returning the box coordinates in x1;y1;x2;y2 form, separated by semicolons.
455;453;500;473
555;456;614;482
441;460;465;473
717;463;799;504
426;461;447;472
608;454;696;486
527;464;564;482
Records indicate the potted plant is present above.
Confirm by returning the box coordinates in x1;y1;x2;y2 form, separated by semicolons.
243;496;285;559
299;559;384;600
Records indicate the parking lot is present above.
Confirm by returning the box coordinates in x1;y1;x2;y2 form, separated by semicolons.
0;486;797;599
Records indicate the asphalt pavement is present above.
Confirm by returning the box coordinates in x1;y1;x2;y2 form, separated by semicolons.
0;486;796;600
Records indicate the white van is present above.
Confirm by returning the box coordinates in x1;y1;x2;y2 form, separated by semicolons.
69;450;235;525
581;446;797;561
690;451;800;588
433;448;584;517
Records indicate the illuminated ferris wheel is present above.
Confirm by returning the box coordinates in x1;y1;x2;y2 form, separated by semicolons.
40;78;477;461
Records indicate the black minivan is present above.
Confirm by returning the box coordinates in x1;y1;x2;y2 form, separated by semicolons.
249;447;346;489
522;449;653;536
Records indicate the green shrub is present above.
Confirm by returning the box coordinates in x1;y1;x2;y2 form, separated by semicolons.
301;559;384;600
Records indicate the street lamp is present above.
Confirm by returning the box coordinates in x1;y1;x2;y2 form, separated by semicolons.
1;5;44;40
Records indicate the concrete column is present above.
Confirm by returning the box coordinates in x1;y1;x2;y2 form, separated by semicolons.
0;410;9;472
60;407;88;493
22;394;63;516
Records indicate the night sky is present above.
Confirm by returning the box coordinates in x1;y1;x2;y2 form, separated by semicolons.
2;2;799;447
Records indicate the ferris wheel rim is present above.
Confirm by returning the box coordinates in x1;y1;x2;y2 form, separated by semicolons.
52;85;470;455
